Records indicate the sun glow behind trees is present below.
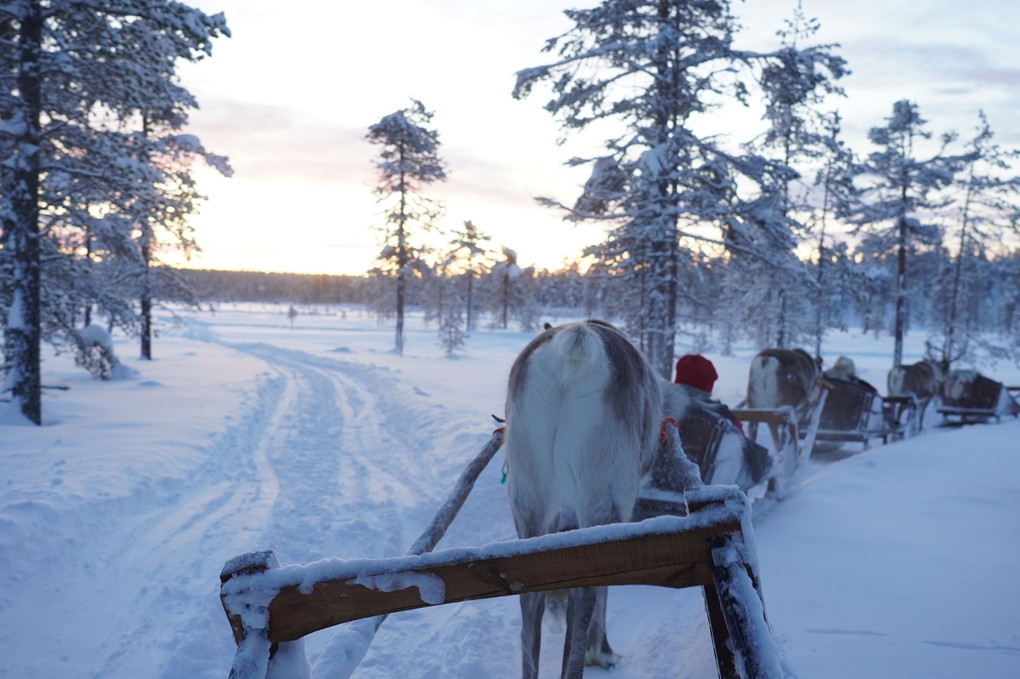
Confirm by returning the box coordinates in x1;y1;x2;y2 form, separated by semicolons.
0;1;230;423
171;0;1020;279
5;0;1020;427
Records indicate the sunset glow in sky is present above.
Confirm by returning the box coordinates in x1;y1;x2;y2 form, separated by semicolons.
172;0;1020;276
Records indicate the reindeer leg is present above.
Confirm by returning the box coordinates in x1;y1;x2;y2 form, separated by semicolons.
585;585;618;669
520;591;545;679
562;586;597;679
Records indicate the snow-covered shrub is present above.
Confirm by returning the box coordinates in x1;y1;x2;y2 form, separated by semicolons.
439;307;467;357
72;325;133;380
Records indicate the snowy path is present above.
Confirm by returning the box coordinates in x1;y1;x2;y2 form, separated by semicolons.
0;318;497;678
224;341;433;563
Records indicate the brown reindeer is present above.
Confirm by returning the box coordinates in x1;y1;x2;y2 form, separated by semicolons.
742;348;823;459
746;348;822;423
887;360;947;424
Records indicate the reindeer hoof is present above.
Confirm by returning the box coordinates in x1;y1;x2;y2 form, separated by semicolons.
586;648;621;669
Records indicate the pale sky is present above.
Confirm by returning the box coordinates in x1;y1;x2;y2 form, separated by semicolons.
172;0;1020;276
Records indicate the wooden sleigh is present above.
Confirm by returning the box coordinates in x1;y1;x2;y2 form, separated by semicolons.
219;426;790;679
813;378;919;449
730;385;828;494
661;384;773;495
938;370;1020;424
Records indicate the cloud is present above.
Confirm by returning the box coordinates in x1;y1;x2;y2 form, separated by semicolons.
186;97;374;186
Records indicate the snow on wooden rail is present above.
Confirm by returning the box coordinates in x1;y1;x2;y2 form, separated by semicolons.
219;485;787;679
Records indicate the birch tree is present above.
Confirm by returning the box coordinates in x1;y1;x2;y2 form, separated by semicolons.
367;99;446;355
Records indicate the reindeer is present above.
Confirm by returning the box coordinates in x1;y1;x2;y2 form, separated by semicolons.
887;359;948;424
746;348;822;425
504;319;661;679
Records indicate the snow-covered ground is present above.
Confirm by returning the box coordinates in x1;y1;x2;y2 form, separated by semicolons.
1;304;1018;679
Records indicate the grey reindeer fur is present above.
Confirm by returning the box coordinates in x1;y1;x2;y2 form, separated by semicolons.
505;320;661;679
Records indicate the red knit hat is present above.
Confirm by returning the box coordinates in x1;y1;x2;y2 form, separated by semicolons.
674;354;718;393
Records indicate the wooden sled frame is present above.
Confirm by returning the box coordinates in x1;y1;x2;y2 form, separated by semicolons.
814;380;919;448
939;379;1020;424
730;384;828;493
729;407;799;494
661;385;772;494
881;395;920;437
219;430;788;679
675;410;727;484
220;487;780;679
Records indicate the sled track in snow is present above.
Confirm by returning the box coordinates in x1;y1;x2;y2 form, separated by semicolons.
29;331;469;678
223;341;450;564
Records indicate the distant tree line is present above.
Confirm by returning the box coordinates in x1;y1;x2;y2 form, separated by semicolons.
181;234;1020;370
179;269;369;305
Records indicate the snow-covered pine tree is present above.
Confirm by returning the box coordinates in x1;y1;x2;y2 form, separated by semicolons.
513;0;845;376
129;119;231;361
931;112;1020;366
744;1;847;350
514;265;542;332
446;220;491;332
438;300;467;357
851;100;973;367
0;0;229;424
999;248;1020;348
421;248;448;330
810;111;857;358
487;247;522;330
367;99;446;356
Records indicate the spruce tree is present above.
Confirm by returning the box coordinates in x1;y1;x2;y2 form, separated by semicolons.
367;100;446;355
852;100;972;367
514;0;844;375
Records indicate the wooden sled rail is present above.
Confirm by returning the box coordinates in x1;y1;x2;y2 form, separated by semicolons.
729;407;797;428
220;486;784;679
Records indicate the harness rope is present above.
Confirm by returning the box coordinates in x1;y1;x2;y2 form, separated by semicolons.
659;417;680;443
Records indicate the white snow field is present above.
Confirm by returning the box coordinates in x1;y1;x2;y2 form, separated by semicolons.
1;304;1018;678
